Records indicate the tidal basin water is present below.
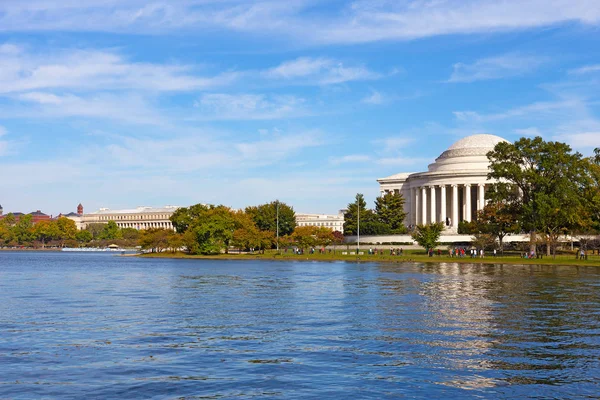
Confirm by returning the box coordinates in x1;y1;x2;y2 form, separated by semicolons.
1;252;599;399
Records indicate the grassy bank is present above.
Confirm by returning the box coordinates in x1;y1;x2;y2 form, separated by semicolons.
139;249;600;267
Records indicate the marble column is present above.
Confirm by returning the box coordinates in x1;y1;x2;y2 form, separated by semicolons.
430;186;436;223
421;186;428;225
411;187;416;225
478;184;485;211
465;184;472;222
440;185;447;227
452;184;458;227
415;188;420;226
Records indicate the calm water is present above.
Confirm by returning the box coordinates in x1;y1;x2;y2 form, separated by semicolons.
1;252;599;399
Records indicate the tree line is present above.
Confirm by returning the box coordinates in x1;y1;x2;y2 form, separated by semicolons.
0;216;143;248
141;201;345;254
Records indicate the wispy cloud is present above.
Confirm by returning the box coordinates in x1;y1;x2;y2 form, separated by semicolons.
14;92;168;125
453;99;579;122
2;1;598;44
361;90;385;104
371;137;414;152
448;53;548;83
265;57;380;85
0;44;237;94
329;154;371;165
568;64;600;75
193;93;310;120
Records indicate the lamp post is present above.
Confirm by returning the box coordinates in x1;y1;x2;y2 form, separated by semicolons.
357;197;360;254
276;200;279;252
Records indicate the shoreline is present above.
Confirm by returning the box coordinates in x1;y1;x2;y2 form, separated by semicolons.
138;251;600;267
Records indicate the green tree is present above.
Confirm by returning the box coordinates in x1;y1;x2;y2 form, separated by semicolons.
100;221;122;240
75;229;93;245
56;217;77;247
475;195;520;254
139;228;171;253
344;193;389;235
292;226;319;251
85;223;105;239
170;204;208;233
375;192;408;233
33;220;59;248
411;222;445;252
245;201;296;237
121;228;141;241
188;205;238;255
487;137;590;255
14;214;35;245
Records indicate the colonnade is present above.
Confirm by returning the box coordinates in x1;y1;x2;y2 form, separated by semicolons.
410;183;486;227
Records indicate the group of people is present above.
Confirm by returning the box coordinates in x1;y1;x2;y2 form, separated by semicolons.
449;247;497;258
368;248;404;256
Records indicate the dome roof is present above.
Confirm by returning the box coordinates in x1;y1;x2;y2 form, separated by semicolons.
427;134;508;173
440;134;508;159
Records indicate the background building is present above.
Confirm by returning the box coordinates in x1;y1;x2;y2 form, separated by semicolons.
296;212;345;233
377;134;507;233
66;205;180;230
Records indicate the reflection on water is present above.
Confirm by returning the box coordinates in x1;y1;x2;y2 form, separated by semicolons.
0;253;599;399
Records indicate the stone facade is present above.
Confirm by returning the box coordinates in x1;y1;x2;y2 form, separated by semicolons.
296;212;345;233
68;206;180;231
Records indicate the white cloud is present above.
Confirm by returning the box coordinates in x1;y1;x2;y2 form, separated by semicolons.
376;156;430;167
371;136;414;152
193;93;309;120
568;64;600;75
265;57;380;85
514;127;542;137
0;45;238;94
329;154;371;165
448;53;548;83
1;1;599;44
361;90;385;104
15;92;168;125
552;132;600;151
453;100;579;122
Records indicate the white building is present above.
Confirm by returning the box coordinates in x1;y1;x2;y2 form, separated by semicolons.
377;134;507;233
296;212;345;233
68;206;180;230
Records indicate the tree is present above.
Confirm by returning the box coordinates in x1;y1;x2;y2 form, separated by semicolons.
139;228;171;253
100;221;122;240
170;204;208;233
75;230;93;245
56;217;77;247
85;223;105;239
487;137;590;255
14;214;35;245
344;193;388;235
292;226;319;251
411;222;444;251
33;220;59;248
121;228;141;241
315;227;335;247
476;196;520;254
245;201;296;237
331;231;344;253
375;192;408;233
187;205;237;255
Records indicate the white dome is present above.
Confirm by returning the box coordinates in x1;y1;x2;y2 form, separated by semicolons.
428;134;508;173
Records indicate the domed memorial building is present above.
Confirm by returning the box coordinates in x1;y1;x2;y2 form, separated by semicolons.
377;134;508;233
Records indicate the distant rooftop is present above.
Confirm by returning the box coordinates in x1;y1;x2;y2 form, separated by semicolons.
88;206;180;215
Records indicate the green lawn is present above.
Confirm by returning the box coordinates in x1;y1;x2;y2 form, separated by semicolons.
140;249;600;267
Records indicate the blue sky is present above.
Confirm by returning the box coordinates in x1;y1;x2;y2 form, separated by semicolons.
0;0;599;216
